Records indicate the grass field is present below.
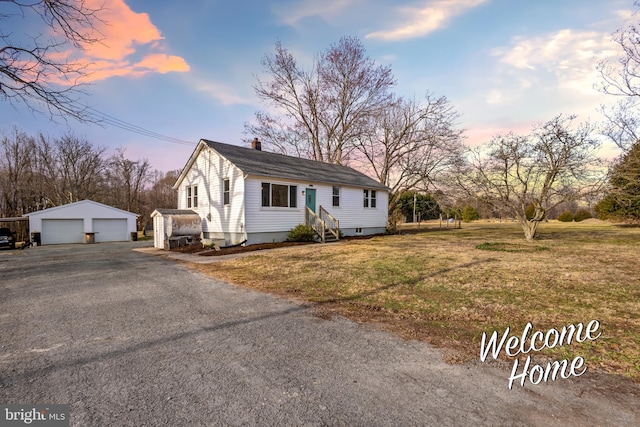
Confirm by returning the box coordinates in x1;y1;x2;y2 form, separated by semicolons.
193;221;640;381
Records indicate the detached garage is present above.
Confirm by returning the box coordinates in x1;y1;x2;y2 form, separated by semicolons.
25;200;138;245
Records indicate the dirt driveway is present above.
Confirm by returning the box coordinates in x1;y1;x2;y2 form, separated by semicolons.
0;243;638;426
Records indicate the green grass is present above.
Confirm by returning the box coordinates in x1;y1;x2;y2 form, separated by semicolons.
137;231;154;241
475;242;549;252
194;221;640;381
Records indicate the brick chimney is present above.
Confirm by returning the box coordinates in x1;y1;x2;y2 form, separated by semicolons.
251;138;262;151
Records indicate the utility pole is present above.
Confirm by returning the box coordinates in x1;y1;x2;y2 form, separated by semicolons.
413;193;417;224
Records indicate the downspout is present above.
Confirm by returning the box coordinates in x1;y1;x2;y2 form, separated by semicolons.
242;173;248;244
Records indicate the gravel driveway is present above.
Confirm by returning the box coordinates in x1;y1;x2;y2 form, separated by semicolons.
0;242;638;426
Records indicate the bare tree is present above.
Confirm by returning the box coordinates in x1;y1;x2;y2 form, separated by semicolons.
146;169;179;208
354;93;465;209
139;169;179;229
0;0;103;121
104;149;151;216
36;132;105;204
0;127;39;216
600;98;640;154
597;1;640;98
247;36;395;164
596;1;640;153
459;115;604;241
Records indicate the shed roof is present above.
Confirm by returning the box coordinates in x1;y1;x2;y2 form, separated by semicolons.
200;140;388;191
151;209;198;217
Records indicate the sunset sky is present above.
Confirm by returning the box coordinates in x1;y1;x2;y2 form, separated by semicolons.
0;0;634;171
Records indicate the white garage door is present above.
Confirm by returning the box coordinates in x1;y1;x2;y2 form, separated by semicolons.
93;219;128;242
42;219;84;245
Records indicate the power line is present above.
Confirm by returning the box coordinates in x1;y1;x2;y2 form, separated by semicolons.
85;107;196;146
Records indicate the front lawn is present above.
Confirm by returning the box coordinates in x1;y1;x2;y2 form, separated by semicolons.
193;221;640;381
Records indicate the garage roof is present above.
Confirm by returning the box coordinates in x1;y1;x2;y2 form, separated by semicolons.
24;200;138;218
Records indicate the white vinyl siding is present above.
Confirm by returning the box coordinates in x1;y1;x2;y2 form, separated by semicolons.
178;147;245;242
245;177;388;233
308;184;387;229
245;178;304;233
334;187;387;229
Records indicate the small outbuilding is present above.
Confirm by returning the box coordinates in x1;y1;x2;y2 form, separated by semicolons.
24;200;138;245
150;209;201;249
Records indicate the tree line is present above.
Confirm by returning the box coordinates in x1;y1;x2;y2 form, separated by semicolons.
0;127;178;229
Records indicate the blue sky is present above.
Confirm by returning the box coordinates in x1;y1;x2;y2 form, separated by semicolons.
0;0;633;171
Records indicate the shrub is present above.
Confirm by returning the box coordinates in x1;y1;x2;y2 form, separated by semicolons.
557;211;574;222
525;203;536;221
595;196;617;220
286;224;317;242
386;209;402;234
396;191;441;222
461;205;479;222
574;209;593;222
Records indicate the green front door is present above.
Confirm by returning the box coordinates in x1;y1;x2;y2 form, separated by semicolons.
305;188;316;213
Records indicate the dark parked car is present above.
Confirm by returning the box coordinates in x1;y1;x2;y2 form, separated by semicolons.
0;228;16;249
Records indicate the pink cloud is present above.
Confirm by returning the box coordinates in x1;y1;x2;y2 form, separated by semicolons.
52;0;189;83
134;54;190;74
83;0;163;60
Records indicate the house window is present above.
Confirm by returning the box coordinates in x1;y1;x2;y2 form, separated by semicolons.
187;185;198;208
332;186;340;207
261;183;270;207
261;182;297;208
289;186;297;208
272;184;288;207
223;179;230;205
363;189;376;208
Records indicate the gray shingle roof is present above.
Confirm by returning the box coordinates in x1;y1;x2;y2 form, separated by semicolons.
202;140;388;191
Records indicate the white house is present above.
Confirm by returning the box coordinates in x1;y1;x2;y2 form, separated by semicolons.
24;200;138;245
172;139;389;246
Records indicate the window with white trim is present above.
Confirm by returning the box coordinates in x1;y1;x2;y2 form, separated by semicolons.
187;185;198;208
363;189;377;208
332;186;340;207
261;182;297;208
223;179;230;205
